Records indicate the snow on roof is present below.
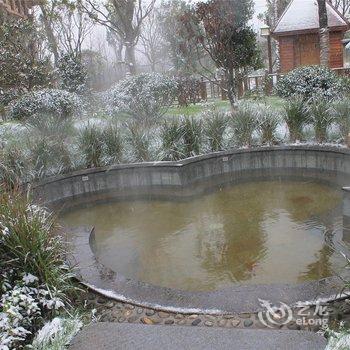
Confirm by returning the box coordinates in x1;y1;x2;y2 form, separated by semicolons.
273;0;349;35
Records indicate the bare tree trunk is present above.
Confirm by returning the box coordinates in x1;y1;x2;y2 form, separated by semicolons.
226;68;237;109
39;4;60;67
317;0;330;66
125;44;137;75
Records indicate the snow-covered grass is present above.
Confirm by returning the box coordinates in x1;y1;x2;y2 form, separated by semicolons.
0;192;78;349
31;315;82;350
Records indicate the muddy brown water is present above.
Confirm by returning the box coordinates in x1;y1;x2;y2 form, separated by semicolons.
61;179;345;292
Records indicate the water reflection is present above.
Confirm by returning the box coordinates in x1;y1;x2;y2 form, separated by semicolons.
61;180;344;292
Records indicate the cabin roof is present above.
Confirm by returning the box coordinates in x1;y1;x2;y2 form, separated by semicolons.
272;0;349;36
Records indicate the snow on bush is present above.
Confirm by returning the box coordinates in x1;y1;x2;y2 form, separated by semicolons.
58;53;88;95
31;315;82;350
8;89;81;121
104;73;178;123
0;271;65;350
276;65;345;100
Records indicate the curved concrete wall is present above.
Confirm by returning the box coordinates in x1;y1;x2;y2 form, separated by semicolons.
33;145;350;208
33;145;350;313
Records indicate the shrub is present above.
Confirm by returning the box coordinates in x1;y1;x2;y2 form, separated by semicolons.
257;105;280;145
276;66;344;100
0;147;28;189
8;89;81;121
283;97;309;142
176;76;203;106
0;193;74;349
309;97;334;143
332;99;350;141
182;116;202;157
126;121;152;162
27;137;72;178
78;124;104;168
231;104;258;147
105;73;178;123
58;53;88;95
203;109;229;152
160;118;184;161
102;123;123;164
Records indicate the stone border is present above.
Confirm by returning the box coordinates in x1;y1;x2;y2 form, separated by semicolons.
33;145;350;314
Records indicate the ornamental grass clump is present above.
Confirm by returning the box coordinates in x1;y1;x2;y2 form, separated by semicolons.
309;97;334;143
231;104;258;147
181;116;203;157
0;192;75;349
283;97;309;142
331;99;350;142
102;123;123;164
126;121;152;162
203;109;229;152
160;118;184;161
0;147;27;190
78;124;104;168
257;105;280;145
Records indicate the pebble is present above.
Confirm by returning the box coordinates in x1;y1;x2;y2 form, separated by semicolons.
105;302;114;308
141;317;155;325
244;319;253;327
189;314;199;319
125;305;135;310
137;308;143;314
177;319;186;325
124;310;133;317
146;310;156;316
231;319;241;327
118;317;126;323
127;316;138;323
218;319;227;327
175;314;184;319
191;318;201;326
223;314;235;319
165;319;175;325
158;312;170;318
205;321;214;327
240;313;251;319
111;309;121;317
287;322;300;330
96;297;106;305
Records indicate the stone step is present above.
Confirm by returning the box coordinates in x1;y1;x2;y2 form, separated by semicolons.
69;322;327;350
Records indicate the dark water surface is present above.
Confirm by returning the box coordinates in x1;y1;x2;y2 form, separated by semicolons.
61;179;345;291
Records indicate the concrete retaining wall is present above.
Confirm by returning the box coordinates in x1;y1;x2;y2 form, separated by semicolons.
33;145;350;207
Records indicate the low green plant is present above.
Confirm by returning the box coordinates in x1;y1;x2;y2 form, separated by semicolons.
332;99;350;142
102;123;123;164
0;191;75;295
258;106;280;145
181;116;202;157
78;124;104;168
283;97;309;142
231;104;258;147
0;146;27;189
126;121;152;162
25;112;74;140
31;315;83;350
204;110;229;152
309;98;334;143
160;118;184;161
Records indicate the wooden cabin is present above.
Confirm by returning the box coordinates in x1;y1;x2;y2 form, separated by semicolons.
272;0;349;73
0;0;36;19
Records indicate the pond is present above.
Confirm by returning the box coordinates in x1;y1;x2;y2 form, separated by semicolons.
61;179;344;292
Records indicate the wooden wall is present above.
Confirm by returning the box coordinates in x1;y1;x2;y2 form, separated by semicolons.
278;31;345;72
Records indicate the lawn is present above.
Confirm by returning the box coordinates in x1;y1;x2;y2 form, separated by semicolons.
165;96;285;117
